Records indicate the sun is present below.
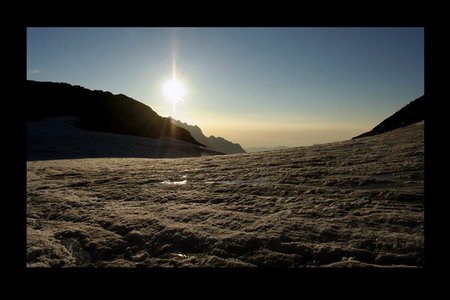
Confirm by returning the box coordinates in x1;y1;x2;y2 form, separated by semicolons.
162;78;185;102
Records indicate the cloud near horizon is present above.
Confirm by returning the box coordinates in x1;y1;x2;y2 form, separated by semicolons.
27;69;41;75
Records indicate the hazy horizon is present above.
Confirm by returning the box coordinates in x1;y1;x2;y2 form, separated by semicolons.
27;27;424;149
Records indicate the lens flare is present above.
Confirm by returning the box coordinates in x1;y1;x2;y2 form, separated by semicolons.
162;78;185;102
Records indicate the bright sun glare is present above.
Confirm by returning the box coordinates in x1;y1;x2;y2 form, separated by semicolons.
162;78;185;102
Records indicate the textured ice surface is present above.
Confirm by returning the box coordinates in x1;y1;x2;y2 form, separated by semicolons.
205;178;273;185
26;122;424;268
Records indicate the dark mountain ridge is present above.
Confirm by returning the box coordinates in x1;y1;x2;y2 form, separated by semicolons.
169;117;246;154
26;80;204;147
353;95;426;139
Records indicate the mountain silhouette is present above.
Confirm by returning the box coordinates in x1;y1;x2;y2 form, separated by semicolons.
26;80;204;147
353;95;426;139
169;117;246;154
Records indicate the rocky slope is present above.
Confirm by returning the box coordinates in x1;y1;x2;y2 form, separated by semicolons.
353;95;426;139
26;80;203;146
27;121;424;268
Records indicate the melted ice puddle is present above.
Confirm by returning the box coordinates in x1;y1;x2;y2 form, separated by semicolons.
141;179;188;187
161;180;187;185
172;252;189;258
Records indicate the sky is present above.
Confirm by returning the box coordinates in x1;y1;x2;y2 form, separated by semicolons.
27;27;424;149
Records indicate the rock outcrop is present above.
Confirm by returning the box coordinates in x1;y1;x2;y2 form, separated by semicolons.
353;95;426;139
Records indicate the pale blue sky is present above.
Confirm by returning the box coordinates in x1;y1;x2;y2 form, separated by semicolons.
27;27;424;148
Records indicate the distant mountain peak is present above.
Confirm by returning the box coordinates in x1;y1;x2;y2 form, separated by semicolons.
169;117;246;154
